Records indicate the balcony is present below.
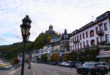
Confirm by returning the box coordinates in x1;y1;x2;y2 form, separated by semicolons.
73;40;80;43
96;30;104;36
98;41;107;45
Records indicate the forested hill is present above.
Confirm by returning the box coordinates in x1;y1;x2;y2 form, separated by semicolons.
0;33;52;60
33;34;51;49
0;41;33;60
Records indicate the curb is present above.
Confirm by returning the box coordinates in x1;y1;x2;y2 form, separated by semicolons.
8;67;21;75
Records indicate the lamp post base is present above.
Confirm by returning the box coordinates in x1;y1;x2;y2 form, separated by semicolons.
28;64;31;69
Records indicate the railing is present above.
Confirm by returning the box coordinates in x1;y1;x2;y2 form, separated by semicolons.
96;30;104;36
97;41;107;45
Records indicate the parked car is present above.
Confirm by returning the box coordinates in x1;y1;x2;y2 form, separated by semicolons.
59;62;70;67
75;62;82;68
98;62;110;71
70;61;76;68
4;65;11;70
76;62;108;75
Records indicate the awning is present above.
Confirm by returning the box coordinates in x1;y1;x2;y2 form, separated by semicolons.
99;51;110;55
96;54;110;58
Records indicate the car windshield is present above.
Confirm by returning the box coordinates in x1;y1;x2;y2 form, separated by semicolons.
83;63;93;66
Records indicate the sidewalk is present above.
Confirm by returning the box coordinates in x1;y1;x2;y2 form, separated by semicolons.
8;64;33;75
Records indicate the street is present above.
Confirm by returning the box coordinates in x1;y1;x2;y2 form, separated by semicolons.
31;63;81;75
0;63;110;75
31;63;110;75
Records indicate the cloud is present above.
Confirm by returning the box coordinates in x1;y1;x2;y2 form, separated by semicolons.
0;0;110;45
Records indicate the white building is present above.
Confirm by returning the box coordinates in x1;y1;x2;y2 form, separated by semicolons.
50;35;61;51
33;46;53;59
69;11;110;51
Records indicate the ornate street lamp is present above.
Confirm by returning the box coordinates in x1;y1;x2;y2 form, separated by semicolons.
20;15;31;75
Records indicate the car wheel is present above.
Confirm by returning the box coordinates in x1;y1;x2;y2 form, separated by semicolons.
101;74;105;75
76;70;79;73
87;72;91;75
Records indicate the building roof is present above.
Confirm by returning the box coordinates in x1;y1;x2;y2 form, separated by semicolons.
72;11;110;36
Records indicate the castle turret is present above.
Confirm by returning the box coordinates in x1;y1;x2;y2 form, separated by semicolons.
49;25;53;31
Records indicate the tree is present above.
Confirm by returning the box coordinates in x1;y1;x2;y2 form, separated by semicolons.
50;53;60;63
41;54;48;63
0;41;33;60
82;48;99;61
33;34;51;49
63;53;70;61
13;58;19;64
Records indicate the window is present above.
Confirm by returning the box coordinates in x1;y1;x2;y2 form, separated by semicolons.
78;43;79;49
105;34;109;42
83;41;85;48
104;23;107;31
97;37;99;44
86;40;89;47
99;23;103;31
90;30;94;37
86;32;88;38
75;37;76;41
91;40;95;46
83;33;85;39
75;44;76;50
96;27;98;33
71;46;72;50
80;42;82;48
100;36;104;42
80;34;81;40
77;36;79;40
70;39;74;43
73;45;74;50
72;38;74;43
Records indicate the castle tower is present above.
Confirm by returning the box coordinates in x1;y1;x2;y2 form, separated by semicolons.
64;29;67;35
49;25;53;31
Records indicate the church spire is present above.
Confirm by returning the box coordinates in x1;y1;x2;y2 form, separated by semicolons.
64;29;67;35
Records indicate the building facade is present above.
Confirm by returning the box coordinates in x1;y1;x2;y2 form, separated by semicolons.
60;29;70;53
50;35;61;51
69;11;110;51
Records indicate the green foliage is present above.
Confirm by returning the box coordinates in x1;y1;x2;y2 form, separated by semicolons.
82;48;99;61
63;48;99;62
50;53;60;62
71;48;99;62
33;34;51;49
41;54;48;63
63;53;70;61
0;41;33;60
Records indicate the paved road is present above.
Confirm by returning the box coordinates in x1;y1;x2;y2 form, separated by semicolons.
31;63;110;75
31;63;80;75
0;63;110;75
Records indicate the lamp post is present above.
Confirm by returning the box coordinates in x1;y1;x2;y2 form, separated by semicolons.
20;15;31;75
28;51;31;69
77;51;79;62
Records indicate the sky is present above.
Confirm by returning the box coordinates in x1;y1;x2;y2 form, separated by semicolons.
0;0;110;45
